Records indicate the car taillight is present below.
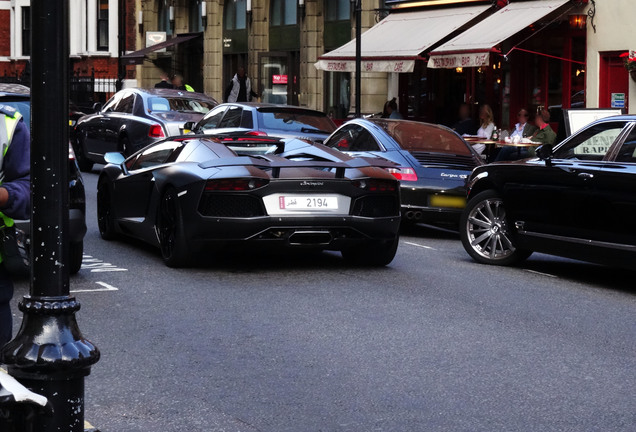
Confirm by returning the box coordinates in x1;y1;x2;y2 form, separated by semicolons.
205;178;269;191
386;167;418;182
148;124;165;138
352;179;397;192
68;144;76;161
246;130;268;136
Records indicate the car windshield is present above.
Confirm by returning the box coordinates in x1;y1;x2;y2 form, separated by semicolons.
148;97;214;114
371;119;472;155
1;100;31;125
256;109;336;134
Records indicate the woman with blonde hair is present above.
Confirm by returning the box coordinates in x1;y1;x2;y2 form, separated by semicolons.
473;104;495;154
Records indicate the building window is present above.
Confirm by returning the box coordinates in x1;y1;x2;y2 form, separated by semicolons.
21;6;30;56
157;0;172;36
97;0;109;51
189;0;203;33
224;0;246;30
325;0;350;22
271;0;297;26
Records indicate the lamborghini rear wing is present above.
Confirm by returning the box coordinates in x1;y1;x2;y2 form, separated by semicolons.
198;154;398;179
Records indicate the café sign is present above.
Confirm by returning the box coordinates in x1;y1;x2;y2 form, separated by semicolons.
314;59;415;73
427;52;490;69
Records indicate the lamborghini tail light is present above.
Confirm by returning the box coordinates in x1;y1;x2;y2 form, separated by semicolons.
204;178;269;192
148;124;165;138
386;167;417;182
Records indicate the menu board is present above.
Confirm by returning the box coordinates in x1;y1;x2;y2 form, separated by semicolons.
563;108;623;136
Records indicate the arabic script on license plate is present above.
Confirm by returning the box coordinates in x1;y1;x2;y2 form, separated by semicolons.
279;196;338;211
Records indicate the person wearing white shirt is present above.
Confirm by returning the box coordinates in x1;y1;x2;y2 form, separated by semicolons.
509;108;537;139
473;104;494;154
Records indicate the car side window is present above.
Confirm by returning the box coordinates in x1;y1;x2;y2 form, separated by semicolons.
102;93;121;112
218;106;243;128
241;110;254;128
199;106;227;131
614;125;636;163
554;121;627;161
129;141;183;170
115;93;135;114
326;125;381;152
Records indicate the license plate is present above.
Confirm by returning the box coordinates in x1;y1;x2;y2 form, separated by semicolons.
279;196;338;211
429;195;466;209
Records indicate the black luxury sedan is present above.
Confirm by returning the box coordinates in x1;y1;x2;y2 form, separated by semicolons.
0;83;86;274
97;134;401;267
189;102;337;143
324;119;483;227
460;115;636;270
73;88;217;171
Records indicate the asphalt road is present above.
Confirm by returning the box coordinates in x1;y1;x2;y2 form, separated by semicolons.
10;169;636;431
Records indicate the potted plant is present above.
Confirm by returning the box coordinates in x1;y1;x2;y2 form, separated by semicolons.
620;51;636;81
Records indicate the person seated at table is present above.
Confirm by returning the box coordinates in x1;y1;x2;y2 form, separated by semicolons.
453;103;477;136
510;108;537;139
472;104;495;154
495;108;539;161
530;108;556;145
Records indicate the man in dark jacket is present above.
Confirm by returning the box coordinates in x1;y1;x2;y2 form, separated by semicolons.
155;72;174;89
0;105;31;347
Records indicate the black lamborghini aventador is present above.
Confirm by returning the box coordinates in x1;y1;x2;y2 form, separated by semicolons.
97;135;402;267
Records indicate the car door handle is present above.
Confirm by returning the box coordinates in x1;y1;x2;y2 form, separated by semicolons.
577;172;594;180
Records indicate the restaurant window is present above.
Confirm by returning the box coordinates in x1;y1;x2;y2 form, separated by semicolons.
97;0;109;51
224;0;246;30
21;6;30;57
271;0;297;26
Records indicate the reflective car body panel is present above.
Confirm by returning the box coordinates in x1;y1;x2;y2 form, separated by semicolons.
99;135;401;259
192;102;337;143
324;118;483;226
466;115;636;268
75;88;217;166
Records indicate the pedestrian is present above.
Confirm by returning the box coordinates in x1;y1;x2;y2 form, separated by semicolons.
452;103;478;136
171;74;195;92
224;67;258;103
530;108;557;145
0;104;31;347
154;72;174;89
385;98;403;119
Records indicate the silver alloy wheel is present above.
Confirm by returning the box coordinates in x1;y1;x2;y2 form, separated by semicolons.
465;196;516;261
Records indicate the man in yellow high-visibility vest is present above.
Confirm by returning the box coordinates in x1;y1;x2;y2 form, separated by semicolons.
0;104;30;347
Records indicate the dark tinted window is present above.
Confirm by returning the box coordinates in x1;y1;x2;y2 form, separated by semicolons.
198;106;227;131
256;109;336;134
370;119;472;155
614;125;636;163
115;93;135;113
325;125;382;152
129;141;183;170
554;121;627;161
218;106;243;128
103;93;122;112
241;109;253;128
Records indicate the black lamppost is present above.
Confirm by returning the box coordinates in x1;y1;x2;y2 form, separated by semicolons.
351;0;361;117
0;1;100;430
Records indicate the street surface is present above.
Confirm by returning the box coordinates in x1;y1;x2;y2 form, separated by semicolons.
11;170;636;431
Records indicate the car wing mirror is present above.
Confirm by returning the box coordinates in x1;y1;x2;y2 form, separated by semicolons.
536;144;553;162
183;121;196;133
104;152;126;166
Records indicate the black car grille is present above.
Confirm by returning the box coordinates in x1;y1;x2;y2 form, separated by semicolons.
352;196;399;218
199;194;266;218
409;152;478;170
